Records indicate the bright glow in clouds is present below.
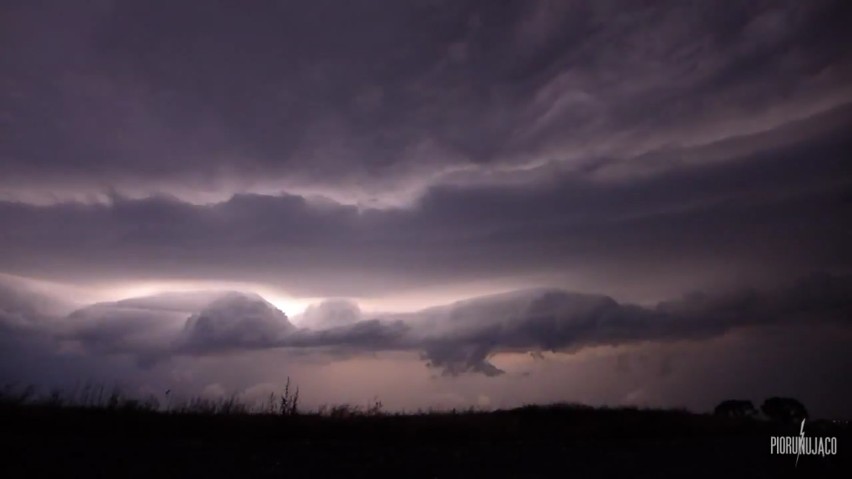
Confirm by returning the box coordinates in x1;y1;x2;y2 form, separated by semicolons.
80;279;315;317
88;275;583;318
1;0;852;418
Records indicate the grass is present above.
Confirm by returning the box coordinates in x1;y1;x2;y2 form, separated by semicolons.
1;382;849;477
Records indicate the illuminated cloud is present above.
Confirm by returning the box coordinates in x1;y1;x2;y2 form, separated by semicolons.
0;1;850;205
1;0;851;415
3;274;850;377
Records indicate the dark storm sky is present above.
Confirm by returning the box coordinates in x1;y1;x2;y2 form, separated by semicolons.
1;1;851;415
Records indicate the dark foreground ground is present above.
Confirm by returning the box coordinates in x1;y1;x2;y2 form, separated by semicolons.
1;402;849;478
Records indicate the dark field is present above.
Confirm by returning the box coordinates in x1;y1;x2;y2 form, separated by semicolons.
1;397;849;478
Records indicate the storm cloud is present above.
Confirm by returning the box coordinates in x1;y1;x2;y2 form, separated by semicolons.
2;273;849;379
1;119;851;301
2;1;851;205
1;1;851;415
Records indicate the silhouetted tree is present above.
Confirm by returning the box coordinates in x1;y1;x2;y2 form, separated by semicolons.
714;399;757;417
761;397;808;422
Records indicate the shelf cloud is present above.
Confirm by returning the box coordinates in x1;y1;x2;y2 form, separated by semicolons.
1;0;851;415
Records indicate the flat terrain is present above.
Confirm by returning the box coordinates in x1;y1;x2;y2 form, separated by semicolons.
1;403;848;478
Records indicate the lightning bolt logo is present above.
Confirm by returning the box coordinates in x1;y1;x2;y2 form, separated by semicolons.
796;418;806;467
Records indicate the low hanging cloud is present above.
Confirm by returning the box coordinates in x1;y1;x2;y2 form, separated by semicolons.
63;302;186;356
1;273;850;377
406;273;852;375
296;299;363;329
176;292;296;353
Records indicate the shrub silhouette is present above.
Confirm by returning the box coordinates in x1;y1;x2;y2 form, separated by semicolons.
713;399;757;417
279;376;300;416
760;397;808;422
